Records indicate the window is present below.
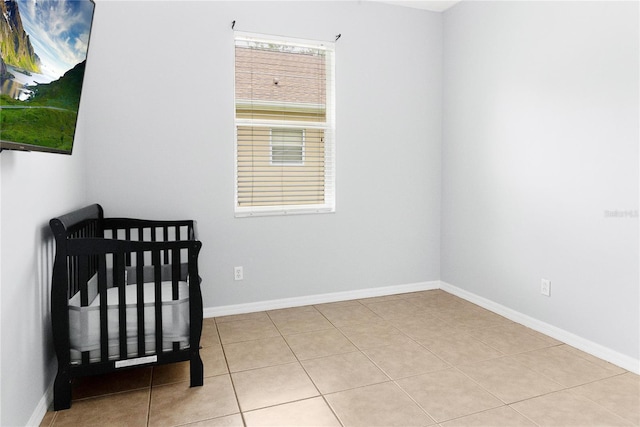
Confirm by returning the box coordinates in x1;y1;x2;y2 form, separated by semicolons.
271;128;304;165
234;32;335;217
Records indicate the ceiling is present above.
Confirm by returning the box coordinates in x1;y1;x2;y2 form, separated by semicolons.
373;0;462;12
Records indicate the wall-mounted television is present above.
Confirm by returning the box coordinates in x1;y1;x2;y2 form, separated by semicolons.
0;0;95;154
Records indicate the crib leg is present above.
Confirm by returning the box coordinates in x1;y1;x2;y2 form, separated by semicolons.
53;370;72;411
190;350;204;387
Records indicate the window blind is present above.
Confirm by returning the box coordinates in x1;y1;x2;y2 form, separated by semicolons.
234;32;335;217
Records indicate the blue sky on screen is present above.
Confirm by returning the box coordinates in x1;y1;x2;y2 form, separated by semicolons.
18;0;94;81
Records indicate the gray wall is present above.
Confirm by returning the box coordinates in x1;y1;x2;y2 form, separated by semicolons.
0;136;88;423
81;1;443;309
441;1;639;360
3;1;638;424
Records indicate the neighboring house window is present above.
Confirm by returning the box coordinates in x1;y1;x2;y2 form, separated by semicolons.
271;128;304;165
234;32;336;217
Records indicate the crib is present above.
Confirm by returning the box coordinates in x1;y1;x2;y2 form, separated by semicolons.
49;204;204;410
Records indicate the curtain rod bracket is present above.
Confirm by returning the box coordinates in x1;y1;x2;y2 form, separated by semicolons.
335;34;341;42
232;20;236;30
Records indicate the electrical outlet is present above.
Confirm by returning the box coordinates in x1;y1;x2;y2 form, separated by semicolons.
541;279;551;297
234;266;243;281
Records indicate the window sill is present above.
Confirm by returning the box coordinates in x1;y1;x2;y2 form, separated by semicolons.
235;205;335;218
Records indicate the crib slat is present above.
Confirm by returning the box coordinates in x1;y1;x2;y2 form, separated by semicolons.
171;246;180;354
163;226;169;264
114;252;127;360
171;245;180;353
79;255;89;307
152;250;163;355
172;248;180;301
136;251;146;357
98;256;109;363
125;229;131;266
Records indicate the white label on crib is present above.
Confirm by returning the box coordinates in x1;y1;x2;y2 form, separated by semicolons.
115;355;157;368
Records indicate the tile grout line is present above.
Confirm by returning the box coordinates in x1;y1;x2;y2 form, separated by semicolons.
266;307;346;426
214;317;248;426
230;293;558;425
145;384;152;427
299;300;439;425
356;296;568;425
53;290;637;426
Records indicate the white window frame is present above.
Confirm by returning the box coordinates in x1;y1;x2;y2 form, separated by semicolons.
234;32;336;218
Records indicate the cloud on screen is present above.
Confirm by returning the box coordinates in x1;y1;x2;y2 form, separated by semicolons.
18;0;94;80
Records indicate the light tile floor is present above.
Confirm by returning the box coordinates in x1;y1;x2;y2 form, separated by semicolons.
41;290;639;427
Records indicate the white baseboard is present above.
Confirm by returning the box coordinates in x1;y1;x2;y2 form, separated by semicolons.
439;280;640;374
27;378;53;427
204;279;639;373
203;281;440;318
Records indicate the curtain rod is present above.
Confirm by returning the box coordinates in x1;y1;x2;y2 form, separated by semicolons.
231;21;341;42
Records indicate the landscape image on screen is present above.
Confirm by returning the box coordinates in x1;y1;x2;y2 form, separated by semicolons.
0;0;94;153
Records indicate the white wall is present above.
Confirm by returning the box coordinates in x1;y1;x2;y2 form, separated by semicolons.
82;1;443;309
0;136;88;423
442;1;639;361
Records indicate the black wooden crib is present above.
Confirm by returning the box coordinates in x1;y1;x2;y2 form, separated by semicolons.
49;204;204;410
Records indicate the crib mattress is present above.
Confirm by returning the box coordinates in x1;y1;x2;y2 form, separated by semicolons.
69;280;190;363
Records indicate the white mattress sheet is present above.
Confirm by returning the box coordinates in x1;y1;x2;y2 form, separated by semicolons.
69;281;190;362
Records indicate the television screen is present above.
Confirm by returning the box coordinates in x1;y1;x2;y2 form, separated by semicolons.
0;0;95;154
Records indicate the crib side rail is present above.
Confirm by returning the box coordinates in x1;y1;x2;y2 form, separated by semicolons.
67;237;199;255
103;218;197;241
65;237;202;367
